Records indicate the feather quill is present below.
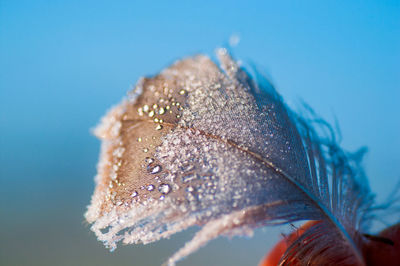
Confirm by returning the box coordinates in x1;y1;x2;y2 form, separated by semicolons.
85;49;374;265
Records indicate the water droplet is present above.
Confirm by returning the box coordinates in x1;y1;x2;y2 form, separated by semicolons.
137;137;142;142
143;148;149;153
158;183;171;194
131;191;138;198
179;89;186;95
148;165;162;174
143;104;149;112
158;107;165;115
147;184;155;191
155;125;163;130
148;110;155;117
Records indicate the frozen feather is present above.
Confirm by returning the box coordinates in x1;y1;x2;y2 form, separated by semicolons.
85;49;377;265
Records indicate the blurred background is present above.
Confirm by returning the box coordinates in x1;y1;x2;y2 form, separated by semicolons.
1;1;399;265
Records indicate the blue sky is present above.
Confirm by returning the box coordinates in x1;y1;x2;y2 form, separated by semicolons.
1;1;399;265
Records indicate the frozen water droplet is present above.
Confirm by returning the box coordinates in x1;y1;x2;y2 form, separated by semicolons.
182;173;197;183
147;184;155;191
182;164;195;172
158;183;171;194
110;172;117;180
145;157;155;164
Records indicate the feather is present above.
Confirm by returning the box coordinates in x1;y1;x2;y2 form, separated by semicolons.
85;48;374;265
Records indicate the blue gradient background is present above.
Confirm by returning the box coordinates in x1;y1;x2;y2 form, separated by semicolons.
1;1;399;265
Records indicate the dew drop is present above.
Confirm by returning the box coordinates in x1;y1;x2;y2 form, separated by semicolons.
131;191;138;198
143;148;149;153
155;125;163;130
143;104;149;112
147;184;155;191
137;137;142;142
179;89;186;95
158;183;171;194
148;110;155;117
158;107;165;115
